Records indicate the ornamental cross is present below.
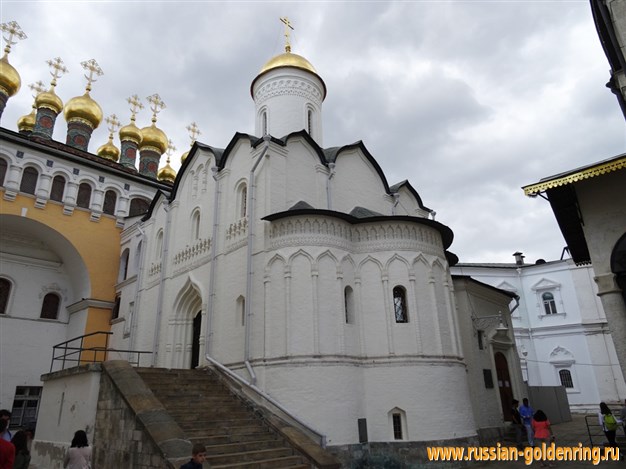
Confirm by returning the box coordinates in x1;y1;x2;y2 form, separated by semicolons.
126;94;144;121
81;59;103;91
280;17;294;53
146;93;166;121
166;139;176;158
28;81;46;98
186;122;201;144
105;114;121;135
46;57;68;87
1;21;27;55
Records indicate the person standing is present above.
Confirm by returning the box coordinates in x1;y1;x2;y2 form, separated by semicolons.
63;430;92;469
10;431;30;469
519;398;534;447
532;410;555;468
598;402;618;447
180;443;206;469
511;399;524;449
620;399;626;434
0;420;14;469
0;411;11;443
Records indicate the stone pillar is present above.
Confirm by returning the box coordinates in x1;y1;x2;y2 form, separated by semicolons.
595;272;626;380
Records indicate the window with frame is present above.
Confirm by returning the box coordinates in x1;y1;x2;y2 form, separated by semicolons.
0;278;11;314
344;286;354;324
237;183;247;219
0;158;7;186
119;249;130;282
191;210;200;240
50;175;65;202
19;167;38;194
40;293;60;320
111;295;121;320
392;413;403;440
559;369;574;388
477;330;485;350
393;286;408;323
542;292;558;315
76;182;92;209
103;190;117;215
10;386;42;429
129;197;150;217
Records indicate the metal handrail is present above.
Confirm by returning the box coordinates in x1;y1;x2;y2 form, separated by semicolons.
50;331;152;372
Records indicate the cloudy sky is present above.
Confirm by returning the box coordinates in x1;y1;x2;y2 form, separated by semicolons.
1;1;624;263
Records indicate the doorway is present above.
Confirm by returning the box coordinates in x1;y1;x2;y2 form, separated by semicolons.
495;351;513;420
191;311;201;369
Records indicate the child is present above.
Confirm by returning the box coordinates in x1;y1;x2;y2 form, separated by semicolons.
180;443;207;469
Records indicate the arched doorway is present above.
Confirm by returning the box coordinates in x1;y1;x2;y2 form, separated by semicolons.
495;351;513;421
191;311;201;369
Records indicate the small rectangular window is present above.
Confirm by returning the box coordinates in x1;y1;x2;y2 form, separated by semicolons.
111;296;121;320
10;386;42;429
392;413;403;440
483;369;494;389
477;330;485;350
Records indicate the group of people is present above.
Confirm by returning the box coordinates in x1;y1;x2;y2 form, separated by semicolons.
0;410;31;469
0;409;92;469
511;398;626;452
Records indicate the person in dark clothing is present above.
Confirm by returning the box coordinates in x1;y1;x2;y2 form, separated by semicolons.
180;443;206;469
511;399;524;449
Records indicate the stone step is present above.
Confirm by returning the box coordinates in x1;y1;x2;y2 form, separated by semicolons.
191;432;278;446
211;456;308;469
170;410;253;421
207;447;296;465
178;416;259;428
204;438;287;455
185;423;269;437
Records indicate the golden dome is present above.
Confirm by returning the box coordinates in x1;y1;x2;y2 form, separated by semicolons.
119;121;143;144
0;55;21;97
157;159;176;184
97;136;120;162
64;91;103;129
17;106;36;133
140;122;168;154
251;51;326;99
180;150;189;164
35;87;63;114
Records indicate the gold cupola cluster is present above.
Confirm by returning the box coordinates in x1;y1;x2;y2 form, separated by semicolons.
140;93;168;154
17;81;45;134
157;139;177;184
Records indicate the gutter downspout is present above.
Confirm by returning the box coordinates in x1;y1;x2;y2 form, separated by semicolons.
326;162;335;210
152;201;172;366
244;136;271;385
206;165;221;358
129;224;146;362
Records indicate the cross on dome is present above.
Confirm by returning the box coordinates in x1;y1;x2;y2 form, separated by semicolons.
28;81;46;98
81;59;103;92
126;94;144;121
186;122;201;145
280;17;294;53
46;57;68;88
105;114;121;134
1;21;27;56
166;139;176;157
146;93;166;122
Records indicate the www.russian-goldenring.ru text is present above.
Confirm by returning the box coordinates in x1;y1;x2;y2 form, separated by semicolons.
427;442;620;465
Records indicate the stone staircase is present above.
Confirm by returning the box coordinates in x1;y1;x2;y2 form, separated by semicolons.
136;367;313;469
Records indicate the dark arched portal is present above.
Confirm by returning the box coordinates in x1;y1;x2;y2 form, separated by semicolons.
610;232;626;308
191;311;201;369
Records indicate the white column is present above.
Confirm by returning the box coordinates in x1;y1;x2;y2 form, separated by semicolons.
382;273;395;355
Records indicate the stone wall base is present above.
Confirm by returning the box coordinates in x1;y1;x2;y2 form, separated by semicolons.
328;435;481;468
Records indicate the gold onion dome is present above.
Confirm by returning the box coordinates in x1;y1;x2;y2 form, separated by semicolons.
0;55;21;97
181;150;189;164
158;159;176;183
251;51;326;99
17;106;36;132
97;136;120;162
64;91;103;128
35;87;63;114
140;122;168;154
120;121;142;144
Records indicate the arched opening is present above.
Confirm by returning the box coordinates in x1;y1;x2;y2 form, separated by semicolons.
40;293;61;320
50;175;66;202
191;311;201;369
0;278;11;314
103;190;117;215
128;197;150;217
610;232;626;308
19;167;38;194
191;210;200;240
119;249;130;282
542;292;557;315
494;351;513;421
559;369;574;388
0;158;8;186
344;286;354;324
76;182;92;209
236;182;247;219
393;286;408;323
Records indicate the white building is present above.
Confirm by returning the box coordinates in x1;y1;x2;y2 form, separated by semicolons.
452;254;626;412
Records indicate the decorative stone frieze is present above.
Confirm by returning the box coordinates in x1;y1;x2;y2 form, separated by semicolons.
173;237;211;265
254;78;323;106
